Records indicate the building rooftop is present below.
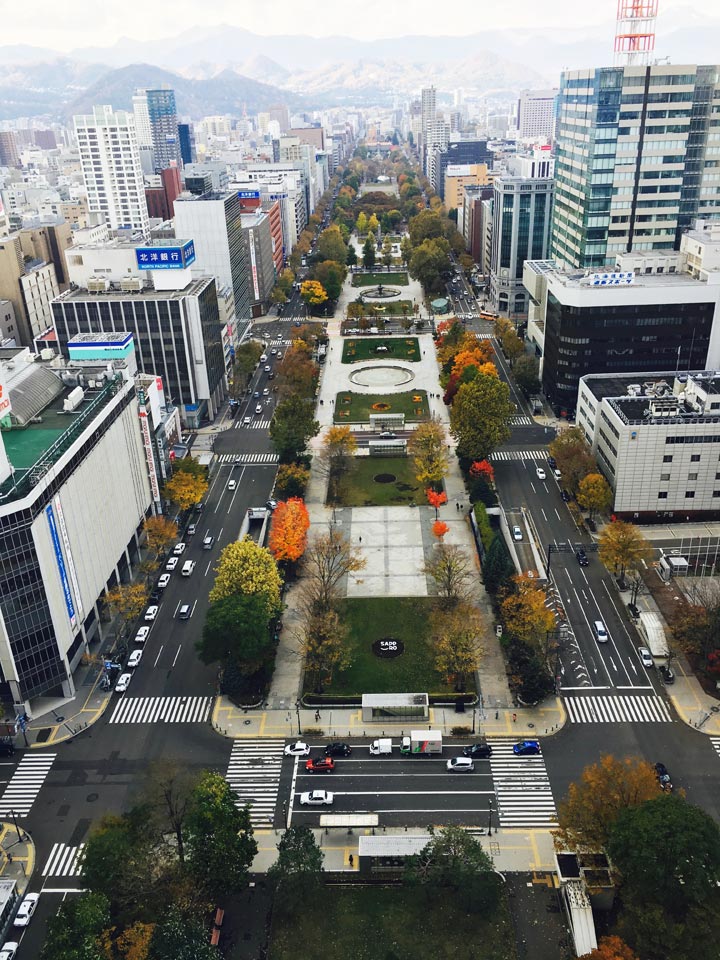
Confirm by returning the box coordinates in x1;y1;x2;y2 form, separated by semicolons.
54;276;212;303
582;370;720;426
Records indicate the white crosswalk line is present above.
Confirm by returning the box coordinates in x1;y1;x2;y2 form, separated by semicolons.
565;695;672;724
216;452;279;465
108;696;212;724
42;842;85;877
488;739;557;828
509;416;533;426
710;737;720;759
0;753;56;817
490;449;548;462
225;739;285;830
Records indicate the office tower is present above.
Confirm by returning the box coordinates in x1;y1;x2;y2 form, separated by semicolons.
132;90;154;173
146;87;180;172
516;89;559;140
421;86;437;172
0;132;20;168
74;105;149;238
490;152;555;319
178;122;196;165
432;139;493;199
551;64;720;270
174;192;251;323
268;104;290;133
144;166;182;221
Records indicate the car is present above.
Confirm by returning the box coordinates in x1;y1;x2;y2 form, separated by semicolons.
654;762;670;780
255;404;263;414
182;560;196;577
547;456;557;469
379;431;396;439
149;589;161;603
165;556;178;571
158;573;171;589
187;523;197;536
268;371;275;379
305;757;335;773
513;739;541;756
512;525;522;541
144;605;158;621
13;893;39;928
263;388;269;396
115;673;132;693
447;757;475;772
173;542;186;556
285;741;311;757
659;664;675;684
253;390;260;399
561;490;571;502
576;549;589;566
324;742;352;757
243;415;251;425
203;535;214;550
553;468;562;482
299;790;334;806
260;354;268;362
462;742;493;759
234;457;243;466
266;498;278;510
228;479;237;490
638;646;654;668
194;501;204;513
293;320;302;327
0;742;15;758
536;467;546;480
276;334;283;341
271;348;278;354
127;649;143;669
0;942;19;960
134;626;150;645
264;364;271;372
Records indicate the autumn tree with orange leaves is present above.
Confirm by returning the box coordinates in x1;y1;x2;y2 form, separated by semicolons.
426;488;448;518
269;498;310;564
470;460;495;484
586;937;639;960
432;521;449;540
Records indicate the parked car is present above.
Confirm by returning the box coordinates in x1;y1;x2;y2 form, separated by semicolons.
144;605;158;622
462;742;493;759
173;542;186;556
115;673;132;693
324;742;352;757
299;790;334;806
561;490;571;502
187;523;197;536
165;556;178;572
134;626;150;645
447;757;475;772
0;942;19;960
266;499;278;510
158;573;171;589
127;649;143;669
513;740;541;756
305;757;335;773
13;893;39;928
547;456;557;469
638;646;654;668
285;741;310;757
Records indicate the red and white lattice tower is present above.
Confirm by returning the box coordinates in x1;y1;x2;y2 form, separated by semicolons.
614;0;658;66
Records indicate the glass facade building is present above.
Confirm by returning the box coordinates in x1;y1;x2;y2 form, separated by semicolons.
146;87;180;173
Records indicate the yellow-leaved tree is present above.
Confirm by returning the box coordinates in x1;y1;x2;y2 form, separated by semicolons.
598;519;653;584
209;538;283;620
105;582;149;639
408;418;450;487
163;470;208;512
500;575;556;651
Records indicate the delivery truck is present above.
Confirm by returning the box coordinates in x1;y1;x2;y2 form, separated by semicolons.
369;738;393;755
400;730;443;755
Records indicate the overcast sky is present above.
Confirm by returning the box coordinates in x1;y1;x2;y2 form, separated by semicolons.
3;0;718;50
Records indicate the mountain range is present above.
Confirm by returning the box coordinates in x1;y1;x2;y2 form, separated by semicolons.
1;10;720;121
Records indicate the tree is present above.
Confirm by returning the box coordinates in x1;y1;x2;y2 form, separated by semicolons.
345;243;357;268
381;235;393;268
300;279;328;309
115;922;155;960
319;425;357;503
500;327;524;366
407;419;449;487
270;394;320;463
506;637;554;704
313;259;347;300
500;575;556;652
143;516;178;561
362;235;376;269
469;459;495;485
163;470;208;512
276;345;318;401
548;426;597;494
553;754;661;851
355;211;368;235
275;462;310;499
230;339;264;397
315;225;347;264
482;537;515;595
301;525;366;614
400;235;413;266
268;825;324;908
423;543;472;607
408;209;444;246
408;237;451;293
450;374;514;461
41;891;110;960
367;212;379;234
198;593;273;668
406;825;501;914
105;583;148;640
513;354;541;396
298;606;352;691
143;761;199;866
268;498;311;563
609;794;720;915
426;488;447;518
577;472;614;520
430;603;483;691
209;538;283;618
669;581;720;666
185;771;257;901
598;520;653;584
586;937;640;960
432;520;449;540
149;906;220;960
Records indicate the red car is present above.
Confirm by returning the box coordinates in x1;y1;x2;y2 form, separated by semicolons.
305;757;335;773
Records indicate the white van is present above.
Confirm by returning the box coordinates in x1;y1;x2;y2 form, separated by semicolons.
593;620;609;643
181;560;195;577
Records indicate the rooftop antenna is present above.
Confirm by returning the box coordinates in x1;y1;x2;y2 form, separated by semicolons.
614;0;658;66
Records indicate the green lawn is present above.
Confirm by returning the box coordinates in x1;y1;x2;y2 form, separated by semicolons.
334;390;429;423
341;337;420;363
269;885;516;960
334;456;424;507
351;298;415;317
352;271;409;286
308;597;458;697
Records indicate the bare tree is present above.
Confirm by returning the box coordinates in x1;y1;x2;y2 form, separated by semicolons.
423;543;472;607
143;760;199;865
301;524;366;614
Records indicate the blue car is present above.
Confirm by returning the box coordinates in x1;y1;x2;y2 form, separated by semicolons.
513;739;540;756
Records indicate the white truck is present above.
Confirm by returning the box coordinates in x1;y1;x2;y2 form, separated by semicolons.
638;611;669;660
369;738;393;755
400;730;443;755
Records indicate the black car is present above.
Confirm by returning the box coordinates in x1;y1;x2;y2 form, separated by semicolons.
547;456;557;469
324;742;352;757
462;742;493;759
0;740;15;757
149;589;161;603
561;490;571;502
576;549;589;567
659;664;675;684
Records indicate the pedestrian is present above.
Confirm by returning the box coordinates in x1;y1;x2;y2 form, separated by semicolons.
349;854;354;868
315;709;321;722
359;535;363;543
512;712;517;723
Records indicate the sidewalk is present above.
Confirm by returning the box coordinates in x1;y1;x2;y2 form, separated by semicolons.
0;822;34;894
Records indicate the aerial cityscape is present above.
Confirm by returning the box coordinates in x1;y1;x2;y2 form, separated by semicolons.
1;1;720;958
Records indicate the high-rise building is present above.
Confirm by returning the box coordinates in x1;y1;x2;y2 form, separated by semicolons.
490;152;555;319
145;166;182;221
178;123;196;165
0;132;21;167
173;192;251;325
516;89;558;140
74;105;149;238
268;104;290;134
132;90;154;174
432;139;493;198
421;86;437;172
146;87;180;173
551;64;720;270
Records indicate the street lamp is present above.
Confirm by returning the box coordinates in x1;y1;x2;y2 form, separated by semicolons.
472;707;476;735
295;699;302;737
488;798;494;836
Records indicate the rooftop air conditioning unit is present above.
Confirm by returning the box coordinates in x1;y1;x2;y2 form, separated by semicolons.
120;277;142;293
87;277;110;293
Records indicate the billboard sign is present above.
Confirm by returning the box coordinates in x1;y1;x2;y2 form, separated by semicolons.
590;271;635;285
135;240;196;271
238;190;260;200
46;503;76;629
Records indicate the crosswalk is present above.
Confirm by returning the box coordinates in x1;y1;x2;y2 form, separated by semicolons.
0;753;56;817
488;739;557;828
108;696;212;725
490;449;548;462
42;842;85;878
225;739;285;829
216;452;279;465
234;419;273;430
510;416;533;426
565;694;673;724
711;737;720;760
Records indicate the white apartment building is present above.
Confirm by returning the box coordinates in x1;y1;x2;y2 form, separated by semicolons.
516;89;558;141
74;105;149;239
